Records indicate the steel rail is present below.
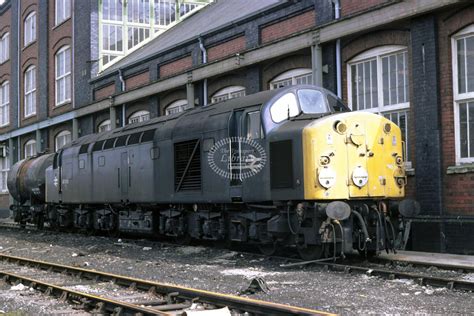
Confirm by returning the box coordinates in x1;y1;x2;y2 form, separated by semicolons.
0;221;472;275
281;260;474;292
0;253;330;316
0;271;169;315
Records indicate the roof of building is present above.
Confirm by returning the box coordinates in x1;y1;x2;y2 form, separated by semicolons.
102;0;283;76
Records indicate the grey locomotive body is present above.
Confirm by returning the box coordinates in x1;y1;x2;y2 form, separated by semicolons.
8;86;415;259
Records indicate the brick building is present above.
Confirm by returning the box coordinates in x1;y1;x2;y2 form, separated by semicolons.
0;0;473;253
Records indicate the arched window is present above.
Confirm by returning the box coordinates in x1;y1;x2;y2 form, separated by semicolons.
347;45;410;161
55;46;72;106
211;86;246;103
269;68;313;90
128;110;150;124
24;139;37;159
452;25;474;164
164;99;187;116
0;32;9;63
55;0;71;25
55;130;72;151
24;12;36;46
24;65;36;117
98;119;111;133
0;81;9;126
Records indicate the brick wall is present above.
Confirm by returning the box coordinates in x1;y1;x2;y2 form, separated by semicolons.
340;0;391;17
94;83;115;101
20;0;39;127
207;36;246;62
48;0;72;117
437;7;474;215
125;71;150;90
159;56;193;78
260;10;315;45
0;6;12;134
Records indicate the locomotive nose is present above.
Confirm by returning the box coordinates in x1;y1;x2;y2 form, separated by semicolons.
302;112;406;200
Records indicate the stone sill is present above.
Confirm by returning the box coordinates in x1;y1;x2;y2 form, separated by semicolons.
446;164;474;175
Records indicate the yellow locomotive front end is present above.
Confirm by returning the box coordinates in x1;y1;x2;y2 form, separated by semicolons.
303;111;406;201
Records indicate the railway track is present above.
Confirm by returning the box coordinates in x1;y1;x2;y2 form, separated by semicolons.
1;220;473;295
0;253;329;315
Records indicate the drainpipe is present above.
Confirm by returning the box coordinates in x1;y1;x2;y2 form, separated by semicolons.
198;37;208;106
335;0;342;98
118;69;126;126
17;0;20;128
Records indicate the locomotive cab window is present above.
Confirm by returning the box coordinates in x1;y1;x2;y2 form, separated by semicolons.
297;89;327;114
246;111;262;139
270;93;299;123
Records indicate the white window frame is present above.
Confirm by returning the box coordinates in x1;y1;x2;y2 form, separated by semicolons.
98;0;209;71
55;130;72;151
164;99;187;116
347;46;411;162
269;68;313;90
24;12;36;46
98;119;112;133
0;81;9;127
128;110;150;124
211;86;246;103
55;46;72;106
55;0;71;25
0;32;9;63
452;24;474;164
24;66;36;117
24;139;37;159
0;155;9;193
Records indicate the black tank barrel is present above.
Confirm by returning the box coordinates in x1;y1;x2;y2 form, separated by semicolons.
7;154;54;204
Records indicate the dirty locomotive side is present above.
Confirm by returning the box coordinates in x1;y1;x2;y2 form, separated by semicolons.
7;85;418;260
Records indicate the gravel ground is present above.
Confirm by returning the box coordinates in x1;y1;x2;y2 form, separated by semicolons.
0;227;472;315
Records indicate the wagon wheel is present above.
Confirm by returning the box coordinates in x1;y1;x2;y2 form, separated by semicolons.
258;242;278;256
296;243;323;261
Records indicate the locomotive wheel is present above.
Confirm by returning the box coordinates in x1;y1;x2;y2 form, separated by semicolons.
297;244;323;261
258;242;278;256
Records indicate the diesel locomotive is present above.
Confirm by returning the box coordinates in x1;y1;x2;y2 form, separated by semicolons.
7;85;417;259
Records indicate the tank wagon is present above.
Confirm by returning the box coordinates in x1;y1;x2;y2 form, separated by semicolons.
8;85;418;259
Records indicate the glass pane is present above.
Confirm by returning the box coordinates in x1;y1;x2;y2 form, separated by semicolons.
470;102;474;157
382;57;389;106
460;103;468;157
247;111;261;139
357;63;364;110
297;89;327;114
389;54;397;105
371;60;378;108
466;36;474;93
351;65;357;110
458;38;466;94
397;53;405;103
364;61;371;108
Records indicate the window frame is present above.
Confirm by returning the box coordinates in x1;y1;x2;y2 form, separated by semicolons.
55;130;72;151
211;86;246;103
269;68;313;90
0;81;9;127
452;24;474;164
24;139;37;159
0;155;9;193
0;32;9;64
24;12;37;46
24;66;36;117
165;99;187;116
347;46;411;163
55;0;71;26
55;46;72;106
128;110;150;124
98;119;112;133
